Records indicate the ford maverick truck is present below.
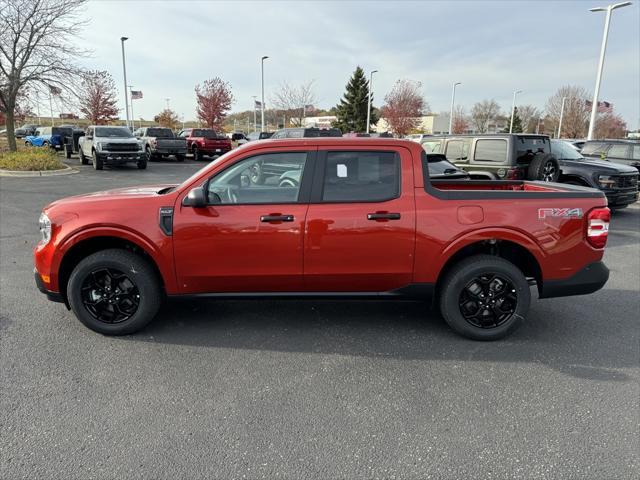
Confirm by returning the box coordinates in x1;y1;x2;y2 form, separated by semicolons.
35;138;610;340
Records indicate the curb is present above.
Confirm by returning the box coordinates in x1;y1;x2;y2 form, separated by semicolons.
0;165;78;177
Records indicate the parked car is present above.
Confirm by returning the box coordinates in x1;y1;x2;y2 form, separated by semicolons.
246;131;274;141
24;126;69;150
35;138;611;341
425;153;471;180
551;140;638;209
422;134;561;182
134;127;187;161
78;126;145;170
230;132;249;148
580;140;640;170
270;127;342;139
177;128;232;161
406;133;431;143
14;124;40;138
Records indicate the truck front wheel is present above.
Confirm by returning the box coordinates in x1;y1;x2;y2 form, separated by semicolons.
92;150;103;170
67;249;162;335
439;255;530;340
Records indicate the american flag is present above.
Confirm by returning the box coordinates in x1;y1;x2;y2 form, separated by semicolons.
131;90;143;100
304;104;315;113
254;100;263;109
49;85;62;95
585;100;613;113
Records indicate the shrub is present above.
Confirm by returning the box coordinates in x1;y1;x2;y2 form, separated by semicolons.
0;148;66;171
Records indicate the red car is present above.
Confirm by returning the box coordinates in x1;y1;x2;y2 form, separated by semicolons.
35;138;610;340
177;128;232;160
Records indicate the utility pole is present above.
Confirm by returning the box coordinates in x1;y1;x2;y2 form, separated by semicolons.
366;69;378;134
448;82;461;134
509;90;522;133
120;37;130;129
261;56;269;132
557;97;567;138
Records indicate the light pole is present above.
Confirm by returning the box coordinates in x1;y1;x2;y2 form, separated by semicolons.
366;69;378;134
261;56;269;132
448;82;461;134
120;37;130;129
165;98;171;109
128;85;136;129
557;96;567;138
586;1;632;140
509;89;522;133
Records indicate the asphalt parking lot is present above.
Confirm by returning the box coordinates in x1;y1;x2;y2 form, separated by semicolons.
1;157;639;479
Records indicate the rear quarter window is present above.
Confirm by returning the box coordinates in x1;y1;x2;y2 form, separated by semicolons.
581;142;606;155
422;140;442;153
473;139;508;163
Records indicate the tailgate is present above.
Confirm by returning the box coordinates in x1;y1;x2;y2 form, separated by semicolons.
157;138;186;148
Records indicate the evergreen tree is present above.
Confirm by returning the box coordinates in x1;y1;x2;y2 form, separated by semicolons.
332;66;378;132
503;106;524;133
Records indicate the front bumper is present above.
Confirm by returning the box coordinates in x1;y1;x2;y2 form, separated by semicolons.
34;268;64;303
539;261;609;299
97;152;143;164
604;190;639;207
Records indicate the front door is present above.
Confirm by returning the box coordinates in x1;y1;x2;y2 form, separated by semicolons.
303;147;416;292
173;149;315;293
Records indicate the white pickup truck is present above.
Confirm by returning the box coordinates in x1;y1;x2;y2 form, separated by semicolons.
78;125;146;170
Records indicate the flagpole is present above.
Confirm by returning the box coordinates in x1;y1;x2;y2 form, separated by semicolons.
49;91;54;126
128;85;135;129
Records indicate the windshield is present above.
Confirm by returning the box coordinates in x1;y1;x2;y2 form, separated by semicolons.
192;129;222;139
551;140;584;160
147;128;174;138
95;127;133;138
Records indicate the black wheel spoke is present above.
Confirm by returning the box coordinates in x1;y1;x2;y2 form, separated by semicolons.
80;267;140;324
458;273;518;329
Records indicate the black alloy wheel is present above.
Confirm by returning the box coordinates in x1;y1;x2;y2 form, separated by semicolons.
541;161;557;182
80;267;140;324
458;273;518;329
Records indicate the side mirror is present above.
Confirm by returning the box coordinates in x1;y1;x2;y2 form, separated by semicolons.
183;186;207;208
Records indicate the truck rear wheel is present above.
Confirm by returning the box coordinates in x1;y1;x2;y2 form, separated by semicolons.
67;249;162;335
439;255;530;340
528;154;560;182
192;146;203;161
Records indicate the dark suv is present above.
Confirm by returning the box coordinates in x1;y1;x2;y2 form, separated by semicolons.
581;140;640;170
551;140;638;209
270;127;343;139
422;134;560;182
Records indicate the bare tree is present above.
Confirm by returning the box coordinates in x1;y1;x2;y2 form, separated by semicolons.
545;85;590;138
380;79;426;137
517;104;541;133
0;0;88;151
78;70;119;124
471;99;500;133
270;81;317;127
451;105;469;134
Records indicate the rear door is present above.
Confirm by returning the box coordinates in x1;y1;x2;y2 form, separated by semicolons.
303;146;416;292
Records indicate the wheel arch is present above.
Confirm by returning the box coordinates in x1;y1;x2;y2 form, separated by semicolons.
434;233;544;299
56;232;169;306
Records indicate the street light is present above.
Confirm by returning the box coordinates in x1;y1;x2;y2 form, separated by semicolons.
120;36;130;129
509;89;522;133
448;82;461;134
586;1;632;140
366;69;378;134
557;96;567;138
261;56;269;132
251;95;257;132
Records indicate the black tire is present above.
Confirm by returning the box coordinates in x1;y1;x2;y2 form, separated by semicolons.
92;150;103;170
65;144;72;159
80;148;89;165
193;146;203;161
137;157;147;169
175;154;185;162
438;255;531;341
145;146;155;161
528;153;560;182
67;249;162;335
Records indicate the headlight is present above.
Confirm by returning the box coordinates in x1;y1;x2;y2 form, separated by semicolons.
597;175;617;189
138;141;144;151
38;212;51;245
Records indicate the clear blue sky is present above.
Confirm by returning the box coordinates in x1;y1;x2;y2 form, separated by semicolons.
78;0;639;127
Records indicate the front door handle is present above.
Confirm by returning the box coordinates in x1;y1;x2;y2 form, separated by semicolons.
367;212;401;221
260;214;294;222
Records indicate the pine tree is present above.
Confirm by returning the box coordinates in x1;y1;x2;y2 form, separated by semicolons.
503;106;524;133
332;66;378;133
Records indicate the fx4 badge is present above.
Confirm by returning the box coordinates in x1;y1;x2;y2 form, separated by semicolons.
538;208;583;219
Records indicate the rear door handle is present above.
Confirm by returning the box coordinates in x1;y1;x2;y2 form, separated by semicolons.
260;214;294;222
367;212;401;221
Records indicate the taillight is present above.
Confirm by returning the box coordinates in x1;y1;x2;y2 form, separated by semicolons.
506;167;524;180
587;207;610;248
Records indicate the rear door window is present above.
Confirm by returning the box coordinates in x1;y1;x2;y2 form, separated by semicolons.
320;151;400;202
632;145;640;160
606;144;630;159
473;139;508;163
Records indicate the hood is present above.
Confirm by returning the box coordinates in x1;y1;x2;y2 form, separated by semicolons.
561;158;638;174
46;184;177;209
